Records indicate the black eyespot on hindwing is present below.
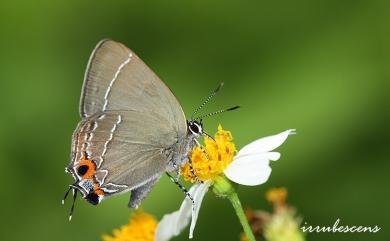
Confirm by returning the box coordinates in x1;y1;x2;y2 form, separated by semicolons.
77;165;89;176
85;192;99;205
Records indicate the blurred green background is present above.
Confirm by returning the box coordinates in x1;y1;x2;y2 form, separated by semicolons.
0;0;389;240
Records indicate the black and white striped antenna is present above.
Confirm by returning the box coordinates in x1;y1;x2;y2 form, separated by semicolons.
191;82;224;119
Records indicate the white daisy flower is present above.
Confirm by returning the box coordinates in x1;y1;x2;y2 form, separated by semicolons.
155;126;295;241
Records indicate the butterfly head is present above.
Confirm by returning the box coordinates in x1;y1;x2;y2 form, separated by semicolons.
187;120;203;137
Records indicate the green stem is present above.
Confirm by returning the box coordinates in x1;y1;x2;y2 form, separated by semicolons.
212;176;256;241
228;192;256;241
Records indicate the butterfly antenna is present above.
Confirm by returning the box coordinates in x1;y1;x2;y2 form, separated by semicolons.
69;189;78;221
195;105;240;120
191;82;224;119
62;186;72;205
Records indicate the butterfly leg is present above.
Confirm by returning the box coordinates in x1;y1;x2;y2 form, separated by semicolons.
187;155;204;184
166;172;195;210
171;159;198;184
174;162;181;183
178;155;203;184
194;138;210;160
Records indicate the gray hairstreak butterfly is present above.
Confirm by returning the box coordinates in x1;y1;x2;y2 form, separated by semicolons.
63;39;239;220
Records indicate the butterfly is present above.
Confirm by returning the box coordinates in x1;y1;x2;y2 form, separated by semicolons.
63;39;238;220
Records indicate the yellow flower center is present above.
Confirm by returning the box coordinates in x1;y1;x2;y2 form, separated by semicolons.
182;125;236;182
102;210;157;241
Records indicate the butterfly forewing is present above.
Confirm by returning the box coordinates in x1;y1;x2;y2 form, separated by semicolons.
80;39;186;134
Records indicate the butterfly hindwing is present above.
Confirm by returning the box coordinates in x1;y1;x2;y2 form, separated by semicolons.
70;109;178;199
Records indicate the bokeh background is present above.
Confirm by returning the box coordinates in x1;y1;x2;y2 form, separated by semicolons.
0;1;389;240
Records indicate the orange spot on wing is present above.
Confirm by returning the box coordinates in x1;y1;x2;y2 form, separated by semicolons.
78;158;96;179
94;184;104;196
78;156;105;197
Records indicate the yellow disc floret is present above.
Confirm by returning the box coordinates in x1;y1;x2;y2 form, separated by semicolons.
102;210;157;241
182;125;236;182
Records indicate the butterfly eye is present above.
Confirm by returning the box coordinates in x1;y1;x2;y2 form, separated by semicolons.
77;165;89;176
191;123;199;133
188;121;202;135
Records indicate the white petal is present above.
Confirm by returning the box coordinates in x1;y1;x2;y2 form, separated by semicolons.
236;129;296;157
155;182;211;241
154;203;190;241
224;152;280;186
189;181;211;238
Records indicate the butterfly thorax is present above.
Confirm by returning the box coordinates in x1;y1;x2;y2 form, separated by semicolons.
165;132;197;173
165;119;203;172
